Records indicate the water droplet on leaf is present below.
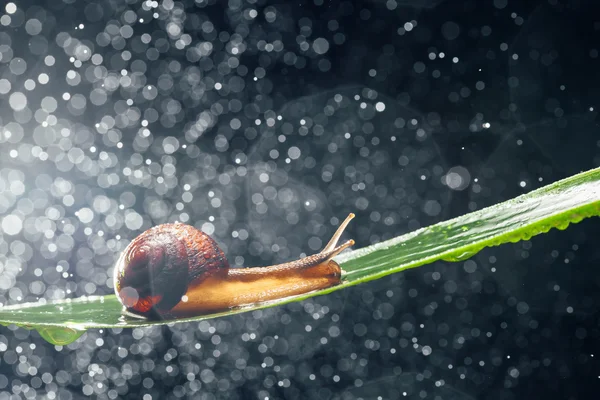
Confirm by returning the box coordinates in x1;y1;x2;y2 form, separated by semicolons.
36;326;85;345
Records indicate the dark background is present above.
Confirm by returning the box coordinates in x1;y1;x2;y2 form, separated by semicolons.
0;0;599;398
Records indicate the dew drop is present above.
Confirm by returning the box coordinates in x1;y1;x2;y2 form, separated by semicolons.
36;326;85;345
441;248;480;262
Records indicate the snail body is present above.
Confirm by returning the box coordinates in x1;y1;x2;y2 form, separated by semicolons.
113;214;355;318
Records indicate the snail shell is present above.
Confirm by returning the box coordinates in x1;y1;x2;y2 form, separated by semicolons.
113;224;227;316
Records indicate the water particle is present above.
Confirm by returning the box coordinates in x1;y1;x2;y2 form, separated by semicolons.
1;214;23;235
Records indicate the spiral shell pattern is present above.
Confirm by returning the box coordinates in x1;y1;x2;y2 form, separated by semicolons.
113;223;229;317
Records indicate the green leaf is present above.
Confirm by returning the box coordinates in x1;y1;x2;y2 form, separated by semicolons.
2;167;600;345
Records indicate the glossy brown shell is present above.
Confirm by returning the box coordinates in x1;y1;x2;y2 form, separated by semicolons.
113;223;229;317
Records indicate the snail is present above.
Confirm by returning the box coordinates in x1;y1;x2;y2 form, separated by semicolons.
113;213;355;319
